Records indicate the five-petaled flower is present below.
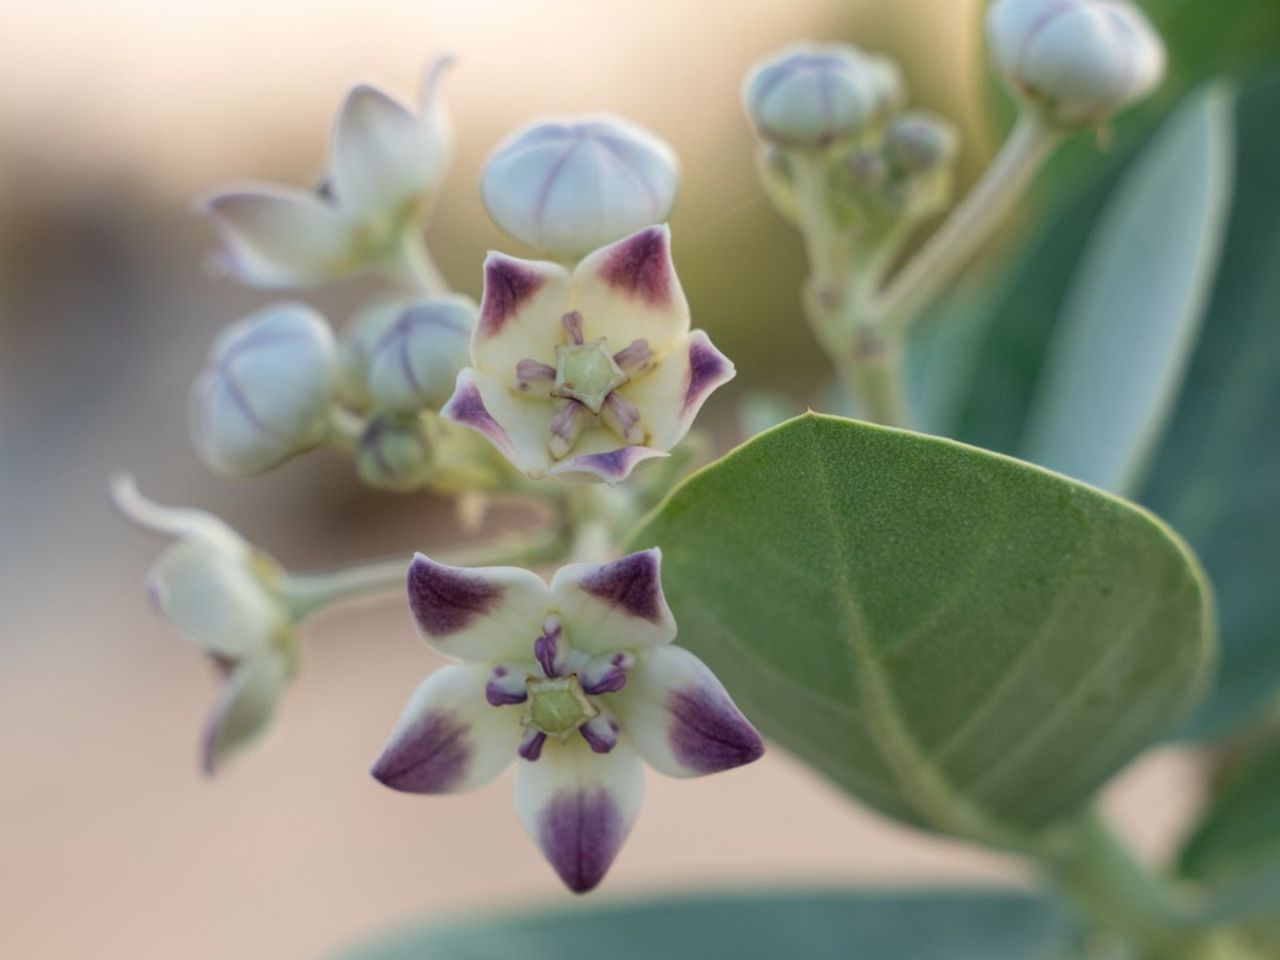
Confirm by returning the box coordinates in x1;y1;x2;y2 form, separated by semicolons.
371;548;765;893
111;475;296;775
441;224;735;484
201;56;454;289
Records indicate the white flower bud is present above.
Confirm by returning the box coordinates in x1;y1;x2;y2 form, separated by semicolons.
480;115;679;259
190;303;336;476
356;413;435;492
743;43;904;148
884;112;959;174
987;0;1166;126
366;296;475;411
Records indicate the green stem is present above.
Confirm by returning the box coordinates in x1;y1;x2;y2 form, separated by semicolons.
324;406;366;456
873;111;1060;336
281;525;570;621
387;227;451;298
1035;813;1221;959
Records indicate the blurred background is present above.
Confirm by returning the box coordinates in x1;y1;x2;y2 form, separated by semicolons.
1;1;1274;958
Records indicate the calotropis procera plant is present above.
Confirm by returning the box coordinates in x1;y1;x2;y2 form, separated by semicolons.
114;2;1280;957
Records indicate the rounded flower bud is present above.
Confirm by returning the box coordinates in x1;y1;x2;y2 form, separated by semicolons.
356;413;435;492
743;43;904;148
987;0;1166;126
190;303;336;476
884;112;958;175
480;115;679;259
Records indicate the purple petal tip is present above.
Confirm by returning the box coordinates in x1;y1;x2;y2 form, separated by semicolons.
539;789;628;894
370;710;471;793
669;685;765;774
479;256;545;339
684;332;734;415
407;555;504;637
443;379;514;454
598;226;673;308
578;550;666;623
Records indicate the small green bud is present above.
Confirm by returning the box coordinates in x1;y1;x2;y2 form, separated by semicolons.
356;413;435;492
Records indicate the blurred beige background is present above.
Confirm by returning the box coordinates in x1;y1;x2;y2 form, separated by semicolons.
0;1;1201;958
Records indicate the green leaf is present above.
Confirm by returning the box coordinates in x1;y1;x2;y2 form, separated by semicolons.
628;415;1213;838
336;889;1066;960
1178;730;1280;922
1141;73;1280;736
1018;85;1235;494
931;72;1280;737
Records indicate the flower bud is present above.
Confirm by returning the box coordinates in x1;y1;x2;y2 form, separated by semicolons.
480;115;679;259
884;112;958;175
366;296;475;411
190;303;336;476
987;0;1166;126
356;413;435;492
743;43;904;148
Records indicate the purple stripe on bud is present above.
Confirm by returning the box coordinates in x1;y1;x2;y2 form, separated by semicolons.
407;554;503;637
538;788;628;893
443;379;515;454
683;332;734;415
479;255;545;340
370;709;471;793
668;685;765;774
598;226;673;308
612;339;654;376
577;550;665;623
519;729;547;762
534;618;566;677
580;715;619;754
561;310;585;345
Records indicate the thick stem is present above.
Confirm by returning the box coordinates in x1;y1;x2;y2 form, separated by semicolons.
1037;813;1220;959
872;112;1060;336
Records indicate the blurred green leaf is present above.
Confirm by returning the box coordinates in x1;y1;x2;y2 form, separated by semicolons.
1018;85;1235;494
628;415;1212;837
336;889;1066;960
928;72;1280;737
1179;728;1280;922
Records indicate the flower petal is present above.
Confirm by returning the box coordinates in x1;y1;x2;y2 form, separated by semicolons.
619;329;735;451
201;651;290;775
609;645;763;778
370;664;521;794
473;253;572;378
543;445;668;484
110;474;246;555
570;225;690;354
329;83;447;217
199;186;352;289
441;368;555;477
147;540;285;659
514;739;644;893
548;549;676;655
407;553;551;661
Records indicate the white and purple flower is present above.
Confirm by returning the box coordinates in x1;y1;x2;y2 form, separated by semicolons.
441;225;735;484
371;548;764;893
201;56;454;289
111;475;295;775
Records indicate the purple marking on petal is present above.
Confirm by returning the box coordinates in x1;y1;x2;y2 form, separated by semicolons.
683;333;733;415
577;550;664;623
668;685;764;774
479;256;545;340
370;709;471;793
407;555;503;637
598;227;672;308
443;380;514;453
545;446;662;483
519;729;547;761
538;789;627;893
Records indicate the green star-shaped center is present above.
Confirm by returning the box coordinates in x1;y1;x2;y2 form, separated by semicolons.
552;339;627;414
524;674;599;739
